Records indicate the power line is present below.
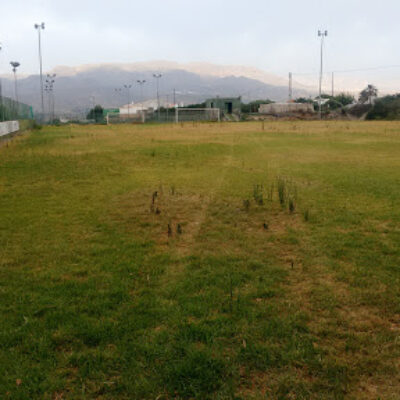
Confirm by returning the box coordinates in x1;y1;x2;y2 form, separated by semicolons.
291;64;400;76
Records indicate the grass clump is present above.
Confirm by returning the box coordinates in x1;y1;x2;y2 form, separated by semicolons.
277;177;287;206
253;184;264;205
288;197;295;213
162;349;227;398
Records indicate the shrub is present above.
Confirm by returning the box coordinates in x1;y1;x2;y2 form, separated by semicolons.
366;94;400;120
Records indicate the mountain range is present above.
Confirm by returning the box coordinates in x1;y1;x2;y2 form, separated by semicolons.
0;61;313;116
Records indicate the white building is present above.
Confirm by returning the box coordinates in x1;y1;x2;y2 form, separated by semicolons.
119;99;173;115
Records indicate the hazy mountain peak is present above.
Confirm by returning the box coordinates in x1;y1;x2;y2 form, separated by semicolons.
49;60;296;88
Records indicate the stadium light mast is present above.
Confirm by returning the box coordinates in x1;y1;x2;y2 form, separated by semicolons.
153;73;162;120
44;84;51;122
114;88;122;104
34;22;45;119
137;80;146;111
10;62;20;104
0;42;4;122
318;29;328;119
10;61;20;118
123;84;132;117
46;73;56;122
90;95;96;120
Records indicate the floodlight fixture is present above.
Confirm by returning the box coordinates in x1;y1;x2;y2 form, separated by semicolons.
10;61;20;72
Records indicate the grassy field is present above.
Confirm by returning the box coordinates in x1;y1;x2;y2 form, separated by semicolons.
0;121;399;399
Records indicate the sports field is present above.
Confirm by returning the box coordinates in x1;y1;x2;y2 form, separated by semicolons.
1;121;399;399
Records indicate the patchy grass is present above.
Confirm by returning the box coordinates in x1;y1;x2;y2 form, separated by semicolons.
0;121;400;399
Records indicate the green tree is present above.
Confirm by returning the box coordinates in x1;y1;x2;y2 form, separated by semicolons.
294;97;314;104
87;105;104;122
359;84;378;104
326;93;355;110
366;94;400;120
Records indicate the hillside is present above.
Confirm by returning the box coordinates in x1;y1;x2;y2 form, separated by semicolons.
0;62;311;116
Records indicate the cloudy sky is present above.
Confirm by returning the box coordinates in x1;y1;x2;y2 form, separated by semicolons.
1;0;400;91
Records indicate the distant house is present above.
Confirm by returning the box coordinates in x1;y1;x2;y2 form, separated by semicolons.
259;103;314;115
119;99;170;115
205;97;241;115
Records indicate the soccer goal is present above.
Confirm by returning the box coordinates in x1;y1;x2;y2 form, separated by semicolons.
106;112;145;124
175;108;220;123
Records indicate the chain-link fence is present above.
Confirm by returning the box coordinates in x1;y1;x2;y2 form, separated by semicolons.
106;109;220;124
0;96;34;121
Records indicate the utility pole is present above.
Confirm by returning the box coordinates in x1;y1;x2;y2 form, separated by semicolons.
331;71;334;97
124;84;132;118
318;29;328;120
288;72;293;102
173;88;176;107
153;73;162;121
34;22;45;120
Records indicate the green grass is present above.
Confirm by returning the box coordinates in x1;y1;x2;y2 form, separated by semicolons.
1;121;400;399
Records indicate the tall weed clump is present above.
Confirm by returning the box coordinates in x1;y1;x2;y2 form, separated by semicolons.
244;176;301;215
277;177;286;206
276;176;297;213
253;184;264;205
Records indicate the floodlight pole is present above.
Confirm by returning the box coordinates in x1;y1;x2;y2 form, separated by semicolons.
0;43;4;122
45;85;51;121
90;95;95;121
318;29;328;120
46;73;56;122
114;88;122;106
124;84;132;118
137;79;146;110
137;80;146;122
10;62;20;104
10;61;20;118
153;73;162;121
34;23;45;119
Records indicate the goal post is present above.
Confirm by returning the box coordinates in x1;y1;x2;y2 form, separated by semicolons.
175;108;220;123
